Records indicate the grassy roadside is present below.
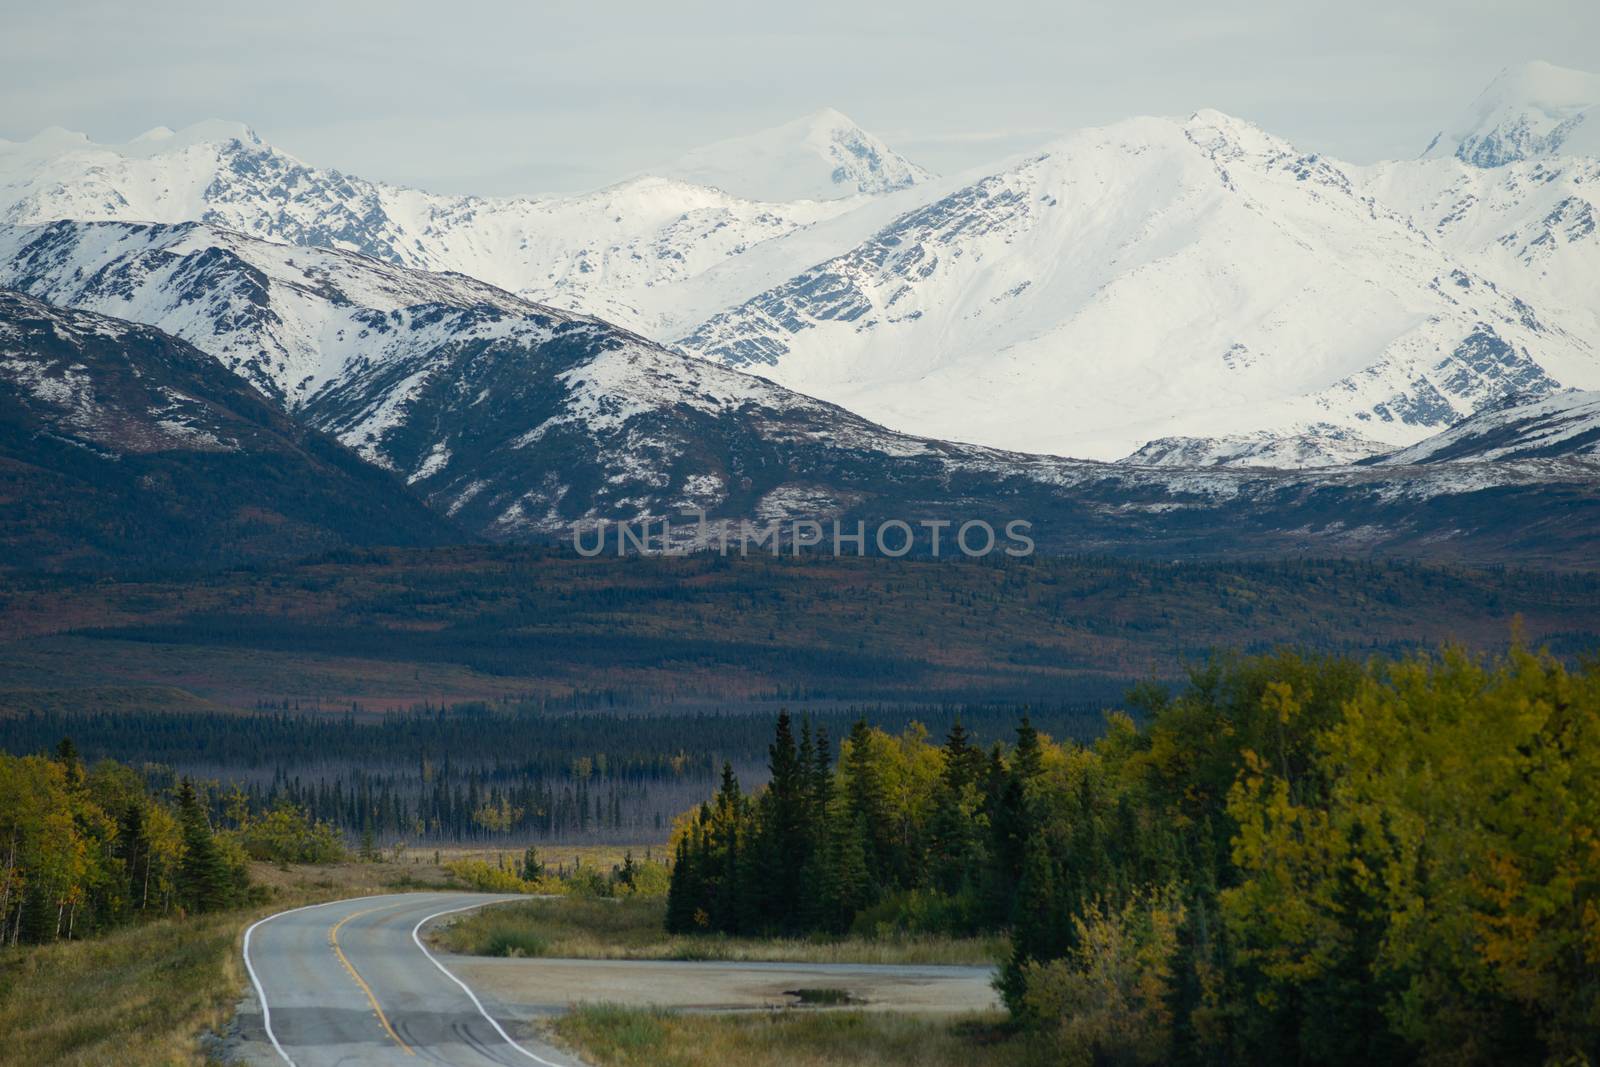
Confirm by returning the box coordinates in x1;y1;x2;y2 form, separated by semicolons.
0;858;457;1066
553;1005;1055;1067
0;909;248;1067
432;895;1007;966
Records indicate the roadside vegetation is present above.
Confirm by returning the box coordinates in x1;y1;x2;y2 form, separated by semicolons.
0;852;455;1067
554;1006;1057;1067
0;741;275;946
0;905;247;1067
434;894;1004;966
0;740;427;1065
663;645;1600;1065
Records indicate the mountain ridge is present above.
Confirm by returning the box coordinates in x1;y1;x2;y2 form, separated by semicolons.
0;287;458;570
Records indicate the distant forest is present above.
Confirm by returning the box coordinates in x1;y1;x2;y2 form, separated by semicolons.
2;549;1596;711
0;703;1106;844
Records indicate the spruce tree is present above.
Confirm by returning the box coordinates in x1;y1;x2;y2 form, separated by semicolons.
116;801;149;914
1000;833;1063;1012
760;711;808;931
821;814;872;934
665;834;694;932
928;718;986;901
175;779;232;913
520;846;544;882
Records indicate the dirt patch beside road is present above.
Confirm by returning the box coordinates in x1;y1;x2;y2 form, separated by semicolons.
449;955;1001;1015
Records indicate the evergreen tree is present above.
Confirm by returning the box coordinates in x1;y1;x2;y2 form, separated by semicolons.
54;737;83;788
116;801;149;914
818;814;872;933
665;833;694;932
175;779;232;913
520;846;544;882
928;720;983;901
842;718;895;888
757;711;808;931
1000;832;1064;1011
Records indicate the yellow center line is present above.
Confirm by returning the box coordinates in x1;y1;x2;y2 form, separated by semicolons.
329;903;416;1056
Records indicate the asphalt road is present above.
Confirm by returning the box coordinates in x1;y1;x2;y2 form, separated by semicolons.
236;891;1000;1066
238;892;584;1067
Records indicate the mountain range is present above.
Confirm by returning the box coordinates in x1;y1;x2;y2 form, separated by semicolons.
0;64;1597;568
4;65;1597;465
1;224;1595;567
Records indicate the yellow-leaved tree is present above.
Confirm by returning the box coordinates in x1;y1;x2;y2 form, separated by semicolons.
1222;646;1600;1063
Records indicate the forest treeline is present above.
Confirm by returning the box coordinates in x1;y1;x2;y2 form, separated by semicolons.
0;703;1104;844
0;743;343;946
665;646;1600;1065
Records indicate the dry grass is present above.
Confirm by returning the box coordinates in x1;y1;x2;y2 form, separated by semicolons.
553;1005;1055;1067
0;909;246;1066
434;843;663;875
433;895;1007;966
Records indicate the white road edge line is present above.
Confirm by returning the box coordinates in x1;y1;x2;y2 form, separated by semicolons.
243;894;387;1067
411;900;570;1067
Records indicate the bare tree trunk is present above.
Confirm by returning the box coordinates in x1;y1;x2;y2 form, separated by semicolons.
0;830;16;927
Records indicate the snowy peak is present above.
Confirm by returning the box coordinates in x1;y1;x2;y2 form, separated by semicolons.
652;107;933;202
1424;61;1600;166
0;117;864;342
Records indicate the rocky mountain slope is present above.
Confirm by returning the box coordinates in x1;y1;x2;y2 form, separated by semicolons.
1374;388;1600;465
1420;61;1600;167
0;289;457;570
1359;65;1600;382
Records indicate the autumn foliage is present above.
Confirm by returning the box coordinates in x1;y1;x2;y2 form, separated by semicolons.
666;644;1600;1064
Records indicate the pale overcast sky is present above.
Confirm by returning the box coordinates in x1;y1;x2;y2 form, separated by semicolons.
3;0;1596;195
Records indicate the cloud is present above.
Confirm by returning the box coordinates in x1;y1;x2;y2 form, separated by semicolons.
2;0;1595;191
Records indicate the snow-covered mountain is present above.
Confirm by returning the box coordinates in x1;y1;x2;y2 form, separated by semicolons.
1421;61;1600;167
7;219;1594;564
680;110;1595;459
649;108;934;201
1374;388;1600;465
0;219;550;407
0;219;1076;538
1358;63;1600;393
0;120;890;340
0;288;455;569
3;70;1597;474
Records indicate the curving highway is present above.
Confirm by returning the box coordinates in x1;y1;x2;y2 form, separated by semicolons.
238;892;584;1067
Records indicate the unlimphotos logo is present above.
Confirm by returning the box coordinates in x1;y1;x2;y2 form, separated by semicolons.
572;513;1034;558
